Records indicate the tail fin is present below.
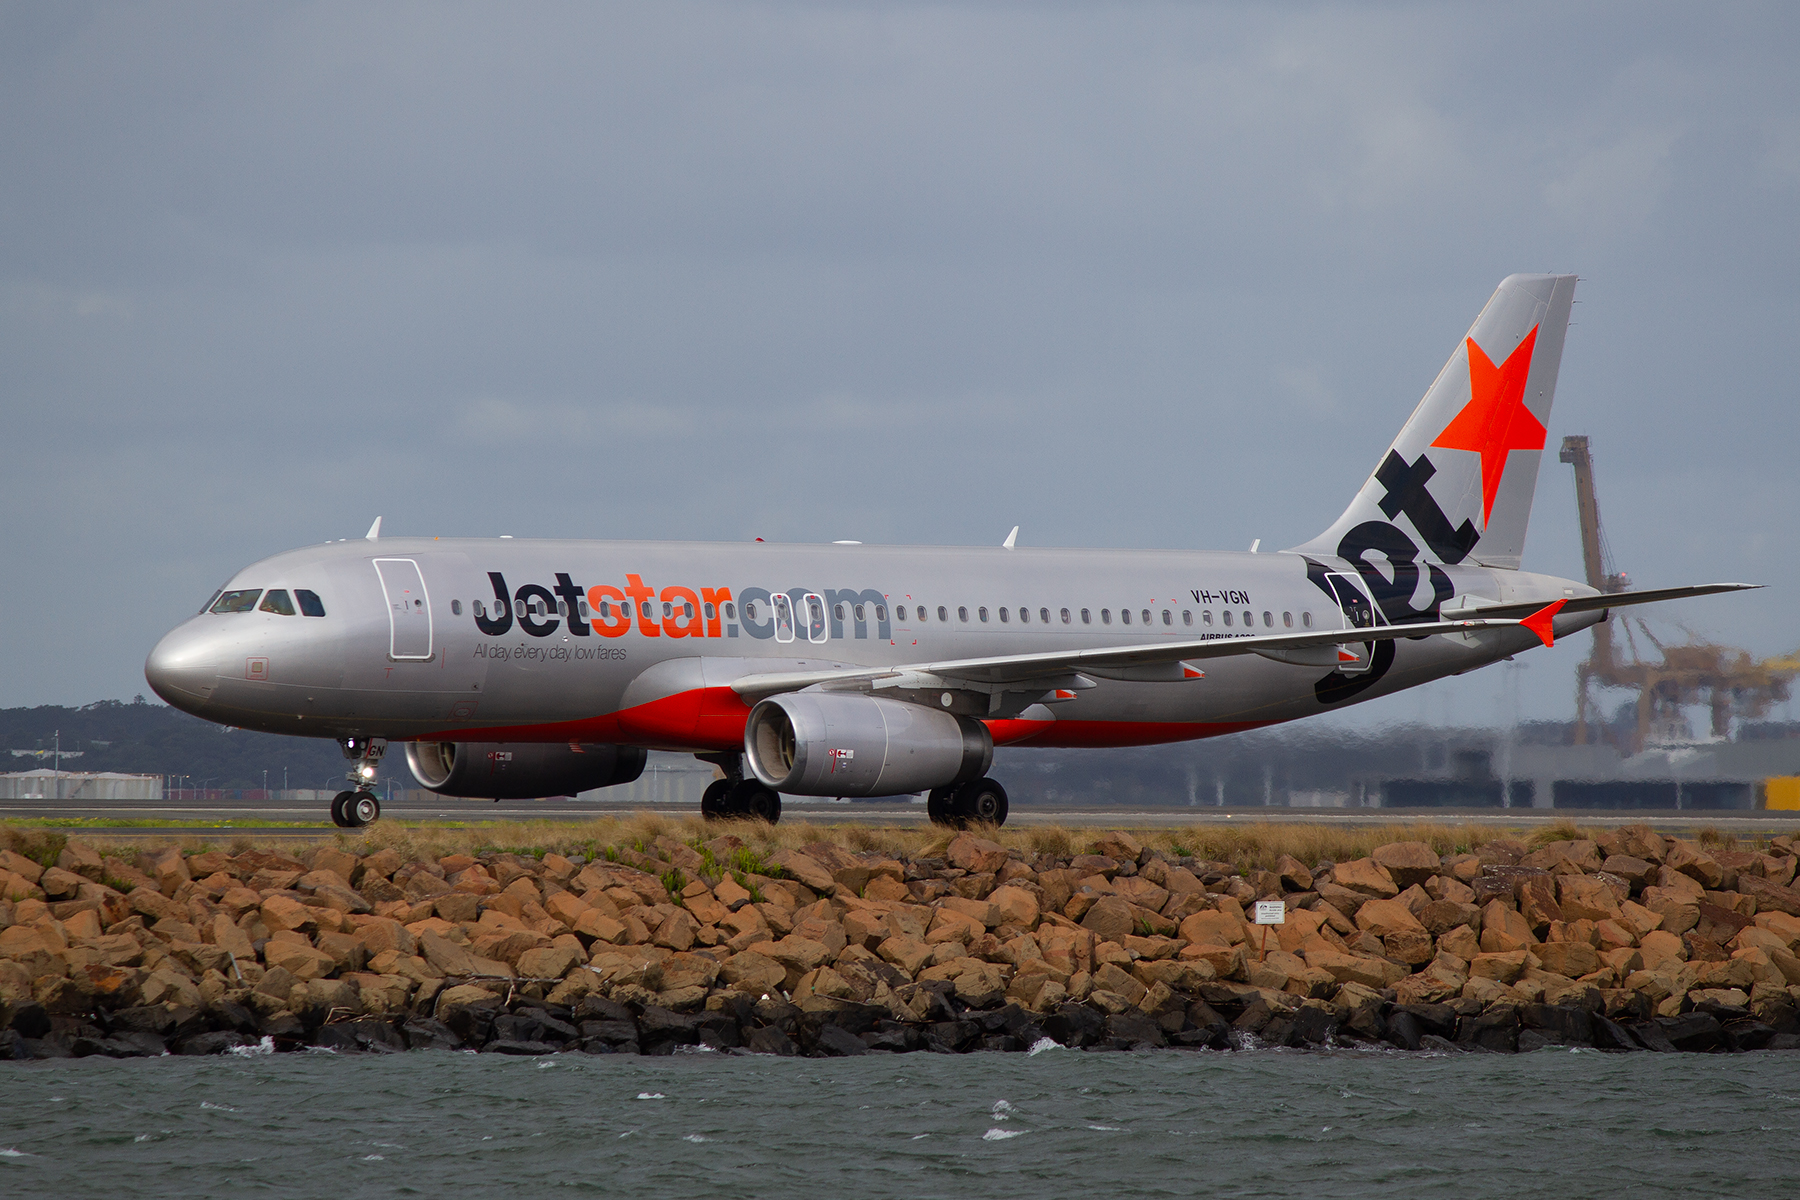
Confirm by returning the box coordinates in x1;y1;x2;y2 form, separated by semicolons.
1293;273;1577;571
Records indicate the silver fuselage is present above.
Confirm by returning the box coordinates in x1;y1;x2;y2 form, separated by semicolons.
144;537;1599;751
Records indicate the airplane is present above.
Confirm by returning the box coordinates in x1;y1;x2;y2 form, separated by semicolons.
144;273;1753;829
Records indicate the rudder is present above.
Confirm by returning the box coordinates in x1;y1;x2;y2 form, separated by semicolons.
1293;273;1578;571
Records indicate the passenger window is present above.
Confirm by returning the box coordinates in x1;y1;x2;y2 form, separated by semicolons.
744;601;757;619
1142;609;1152;626
1223;610;1233;627
597;600;611;618
979;607;989;622
1263;611;1273;627
685;603;695;619
662;602;672;618
1182;610;1192;626
854;603;865;621
834;603;845;620
1202;610;1213;626
704;603;716;620
1101;609;1111;625
896;605;907;621
1244;610;1254;627
725;602;737;620
578;600;590;619
957;606;968;622
640;600;654;618
211;589;262;614
296;589;326;617
1303;611;1312;627
999;607;1010;623
514;599;525;619
259;590;296;616
559;600;570;618
199;590;222;615
1017;607;1028;624
1282;611;1293;628
938;606;948;622
1041;608;1051;624
474;599;487;619
452;599;463;617
1120;609;1131;625
1162;609;1172;626
875;605;887;622
1060;608;1071;624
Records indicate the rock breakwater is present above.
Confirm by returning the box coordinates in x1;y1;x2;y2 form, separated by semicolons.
2;824;1800;1058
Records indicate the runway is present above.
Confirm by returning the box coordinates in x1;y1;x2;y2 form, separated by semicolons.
3;792;1798;837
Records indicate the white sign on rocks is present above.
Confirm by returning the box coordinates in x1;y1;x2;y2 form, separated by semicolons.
1253;900;1286;925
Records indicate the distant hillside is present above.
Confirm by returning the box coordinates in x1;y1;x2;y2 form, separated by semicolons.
0;700;348;790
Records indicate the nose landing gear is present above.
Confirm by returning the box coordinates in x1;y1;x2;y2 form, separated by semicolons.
332;737;386;829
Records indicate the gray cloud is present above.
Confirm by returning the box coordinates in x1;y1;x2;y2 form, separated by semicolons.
3;1;1796;728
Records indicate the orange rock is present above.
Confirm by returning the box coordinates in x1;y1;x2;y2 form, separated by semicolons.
1332;858;1399;899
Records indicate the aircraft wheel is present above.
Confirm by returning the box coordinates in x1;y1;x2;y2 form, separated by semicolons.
955;777;1008;827
700;779;731;821
345;791;381;828
330;790;357;828
926;786;957;827
726;779;780;823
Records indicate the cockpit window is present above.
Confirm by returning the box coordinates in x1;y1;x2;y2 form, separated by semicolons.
295;589;327;617
199;590;222;615
258;590;296;616
210;589;262;614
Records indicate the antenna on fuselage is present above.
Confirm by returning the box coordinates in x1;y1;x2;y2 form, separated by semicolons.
1002;526;1019;550
365;516;383;541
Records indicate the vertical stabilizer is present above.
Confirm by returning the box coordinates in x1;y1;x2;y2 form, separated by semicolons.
1292;273;1577;571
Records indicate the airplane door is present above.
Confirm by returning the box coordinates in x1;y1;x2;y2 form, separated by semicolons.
1324;572;1375;674
802;593;828;644
771;593;795;643
374;558;434;660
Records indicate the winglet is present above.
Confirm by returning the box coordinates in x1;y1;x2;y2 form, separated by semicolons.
1520;598;1567;647
365;516;383;541
1003;526;1019;550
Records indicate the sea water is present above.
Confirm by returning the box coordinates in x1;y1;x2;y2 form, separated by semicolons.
1;1046;1796;1198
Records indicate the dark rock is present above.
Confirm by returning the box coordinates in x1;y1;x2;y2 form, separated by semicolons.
1169;1026;1227;1049
812;1023;871;1056
1258;1016;1298;1047
207;1000;259;1035
341;1019;407;1052
572;995;635;1023
493;1011;577;1045
8;1001;51;1039
1385;1010;1423;1051
258;1011;307;1042
979;1035;1024;1052
1232;999;1274;1034
438;995;501;1045
1419;1033;1468;1053
109;1005;177;1036
928;1019;982;1051
579;1019;640;1047
401;1018;460;1050
694;1012;741;1050
1656;1012;1725;1052
1516;1030;1554;1053
1767;1033;1800;1050
975;1005;1033;1037
1043;1003;1105;1048
175;1031;254;1055
801;1001;886;1036
312;1023;364;1053
485;1040;561;1055
1104;1013;1166;1047
1521;1004;1594;1046
1591;1015;1641;1051
1458;1005;1519;1053
861;1021;922;1052
744;1024;798;1056
637;1006;699;1054
1393;1003;1457;1037
1290;1004;1336;1045
1628;1021;1678;1052
16;1037;74;1059
1723;1019;1776;1051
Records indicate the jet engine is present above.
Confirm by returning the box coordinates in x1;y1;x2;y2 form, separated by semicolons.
404;741;647;799
744;693;992;797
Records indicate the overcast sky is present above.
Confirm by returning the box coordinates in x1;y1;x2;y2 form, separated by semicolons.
4;2;1796;731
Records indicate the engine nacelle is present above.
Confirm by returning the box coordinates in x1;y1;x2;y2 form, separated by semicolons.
404;741;647;799
744;693;992;797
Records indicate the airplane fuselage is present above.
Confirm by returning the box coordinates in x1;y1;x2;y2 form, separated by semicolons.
144;535;1600;752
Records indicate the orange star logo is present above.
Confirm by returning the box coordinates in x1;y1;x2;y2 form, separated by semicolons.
1430;325;1544;527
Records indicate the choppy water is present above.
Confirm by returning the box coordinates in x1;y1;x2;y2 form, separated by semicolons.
1;1046;1796;1198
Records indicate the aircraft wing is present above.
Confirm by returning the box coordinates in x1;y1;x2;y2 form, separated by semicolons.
729;605;1569;702
1458;582;1760;620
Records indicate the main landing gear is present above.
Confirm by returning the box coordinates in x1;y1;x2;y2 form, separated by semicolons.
332;735;385;829
928;777;1009;829
696;753;782;823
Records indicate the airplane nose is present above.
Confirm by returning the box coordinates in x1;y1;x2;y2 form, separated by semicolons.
144;624;222;715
